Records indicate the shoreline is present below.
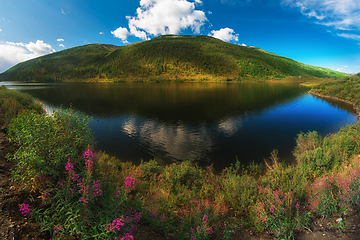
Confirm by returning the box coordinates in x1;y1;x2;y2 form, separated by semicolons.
308;89;360;120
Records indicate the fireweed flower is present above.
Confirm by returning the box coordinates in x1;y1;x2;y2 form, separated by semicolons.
92;180;102;196
58;179;66;189
104;218;125;233
124;176;135;189
65;162;75;173
79;197;89;205
202;215;208;224
83;149;94;159
39;174;48;182
85;159;94;169
151;212;157;219
54;225;64;233
120;233;134;240
19;203;31;216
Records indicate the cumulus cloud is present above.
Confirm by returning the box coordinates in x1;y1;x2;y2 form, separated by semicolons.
0;29;2;32
281;0;360;30
111;27;130;43
113;0;207;42
209;28;239;42
59;44;65;48
26;40;55;55
99;32;104;35
0;40;55;73
61;9;65;15
57;38;64;42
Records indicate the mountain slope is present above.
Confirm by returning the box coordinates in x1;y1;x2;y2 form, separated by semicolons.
0;35;348;82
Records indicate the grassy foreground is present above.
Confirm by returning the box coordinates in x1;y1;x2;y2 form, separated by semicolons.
1;81;360;239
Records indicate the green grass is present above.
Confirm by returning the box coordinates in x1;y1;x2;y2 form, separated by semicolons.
0;35;348;82
311;73;360;105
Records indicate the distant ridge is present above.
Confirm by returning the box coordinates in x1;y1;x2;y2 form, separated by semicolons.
0;35;349;82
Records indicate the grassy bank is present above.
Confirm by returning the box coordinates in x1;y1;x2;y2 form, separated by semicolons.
2;82;360;239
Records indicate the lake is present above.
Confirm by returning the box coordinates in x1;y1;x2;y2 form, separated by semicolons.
2;81;357;171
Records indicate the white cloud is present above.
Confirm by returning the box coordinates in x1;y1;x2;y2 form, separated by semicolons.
99;32;104;35
337;33;360;41
56;38;64;42
241;43;247;46
0;40;55;73
0;29;2;32
281;0;360;30
59;44;65;48
26;40;55;56
61;9;65;15
336;65;354;74
111;27;130;43
114;0;207;41
209;28;239;42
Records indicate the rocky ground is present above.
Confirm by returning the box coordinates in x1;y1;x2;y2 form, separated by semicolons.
1;105;360;239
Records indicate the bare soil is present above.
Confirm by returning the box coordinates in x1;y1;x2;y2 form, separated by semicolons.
1;106;360;239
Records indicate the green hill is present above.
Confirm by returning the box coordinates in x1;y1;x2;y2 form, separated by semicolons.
0;35;349;82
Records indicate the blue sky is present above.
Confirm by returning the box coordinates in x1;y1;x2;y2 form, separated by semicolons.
1;0;360;74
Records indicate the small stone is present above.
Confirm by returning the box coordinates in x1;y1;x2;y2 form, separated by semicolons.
9;186;15;191
336;218;343;223
9;224;14;228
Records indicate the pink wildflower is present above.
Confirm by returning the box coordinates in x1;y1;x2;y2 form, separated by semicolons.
83;149;94;159
19;203;31;216
202;215;208;224
124;176;135;189
54;225;64;233
65;162;74;173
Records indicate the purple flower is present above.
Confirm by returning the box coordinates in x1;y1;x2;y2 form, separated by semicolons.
65;162;75;173
202;215;208;224
83;149;94;159
104;218;124;233
79;197;89;205
92;180;102;196
124;176;135;189
54;225;64;233
19;203;31;216
120;233;134;240
85;159;93;169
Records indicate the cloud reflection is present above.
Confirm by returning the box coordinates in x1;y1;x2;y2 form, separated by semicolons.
218;117;242;136
122;118;213;162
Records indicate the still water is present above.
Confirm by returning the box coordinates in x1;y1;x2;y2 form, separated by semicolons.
2;81;357;170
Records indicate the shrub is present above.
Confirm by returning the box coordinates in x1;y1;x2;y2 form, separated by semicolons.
7;108;94;191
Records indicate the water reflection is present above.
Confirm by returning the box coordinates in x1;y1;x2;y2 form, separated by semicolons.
218;117;242;136
1;81;357;170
